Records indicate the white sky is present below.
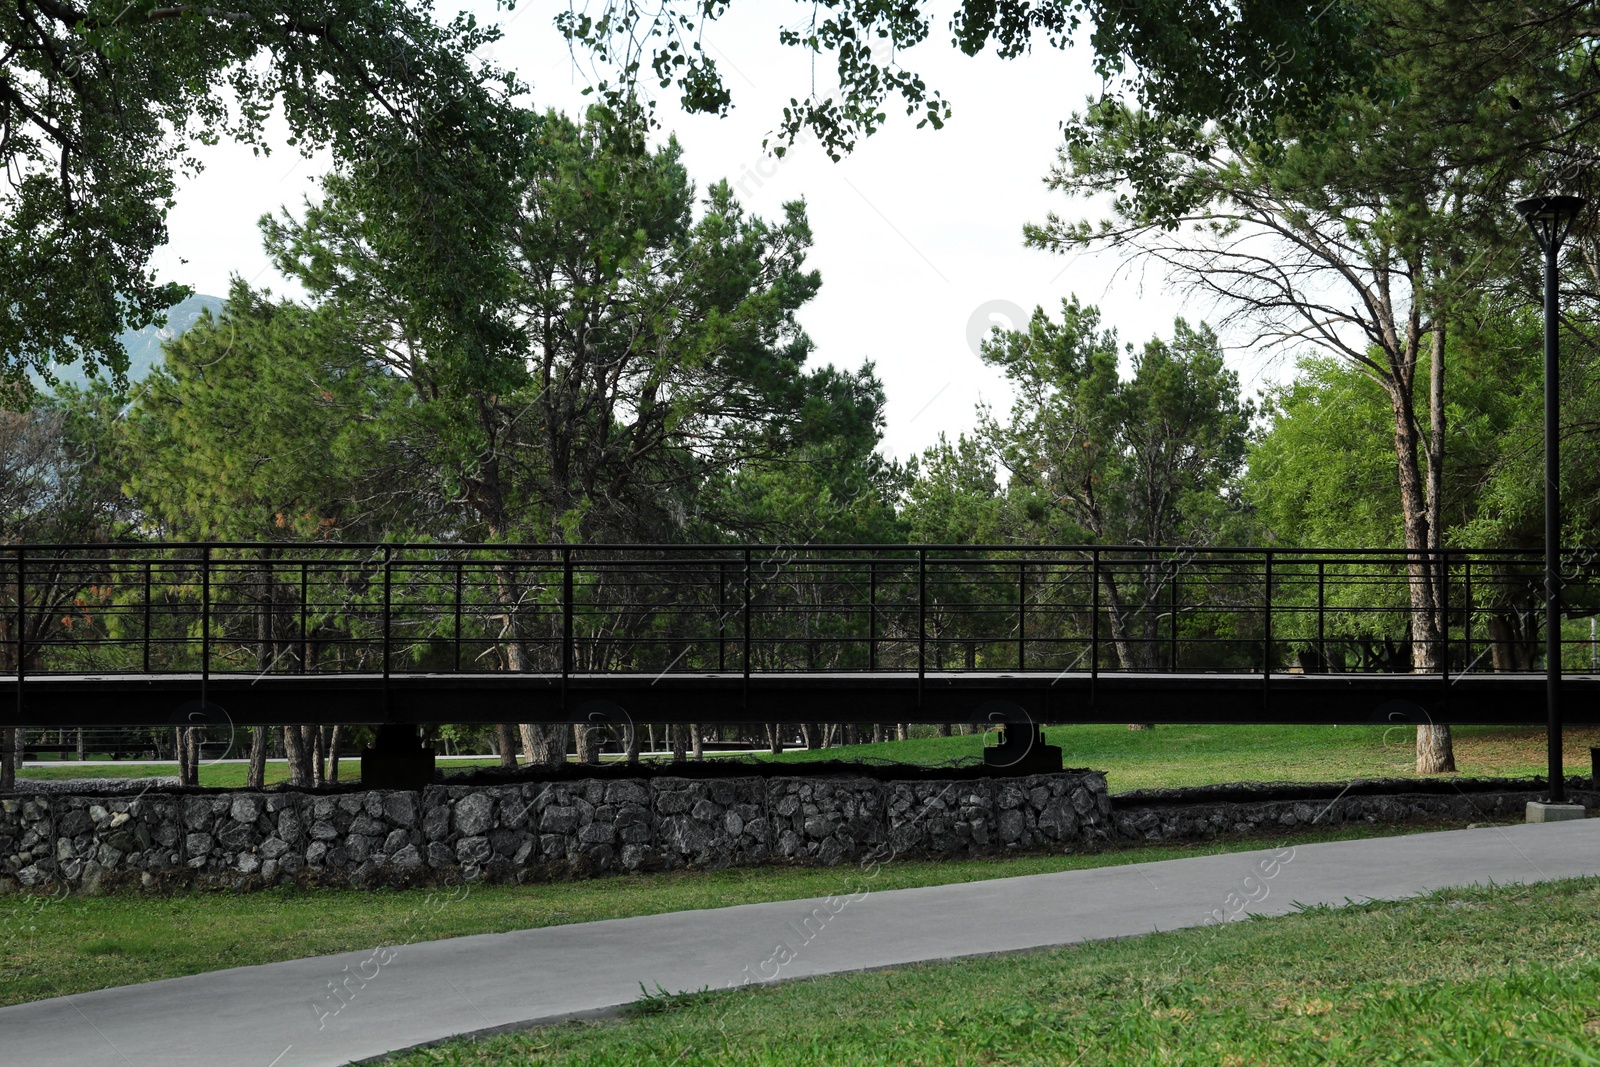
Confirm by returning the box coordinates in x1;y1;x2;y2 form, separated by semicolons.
146;3;1281;465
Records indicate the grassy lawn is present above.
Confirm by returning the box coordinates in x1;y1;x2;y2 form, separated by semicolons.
20;724;1597;792
382;876;1600;1066
763;723;1600;791
15;758;502;788
0;822;1460;1008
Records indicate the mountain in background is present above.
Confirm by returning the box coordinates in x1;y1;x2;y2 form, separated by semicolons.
41;293;224;392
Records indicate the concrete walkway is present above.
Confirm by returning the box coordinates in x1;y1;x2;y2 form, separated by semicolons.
5;818;1598;1067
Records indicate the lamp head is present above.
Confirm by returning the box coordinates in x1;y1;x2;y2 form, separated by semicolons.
1516;195;1587;253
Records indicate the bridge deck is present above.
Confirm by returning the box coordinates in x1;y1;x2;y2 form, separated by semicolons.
6;542;1599;732
5;671;1598;727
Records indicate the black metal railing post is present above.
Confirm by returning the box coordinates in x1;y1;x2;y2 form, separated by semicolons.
1463;558;1473;669
1090;549;1100;704
143;559;153;674
14;546;23;720
1168;557;1178;672
868;558;878;673
918;547;927;706
1018;559;1027;671
259;544;272;678
299;560;309;674
1317;560;1326;670
562;547;574;705
381;545;392;712
1440;549;1451;685
200;546;211;709
453;560;464;673
1262;549;1272;708
742;548;752;710
718;559;728;673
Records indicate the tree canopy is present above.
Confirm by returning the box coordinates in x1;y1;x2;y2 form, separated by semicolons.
559;0;1379;168
1;0;520;397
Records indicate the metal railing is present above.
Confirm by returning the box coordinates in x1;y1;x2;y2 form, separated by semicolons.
2;543;1597;684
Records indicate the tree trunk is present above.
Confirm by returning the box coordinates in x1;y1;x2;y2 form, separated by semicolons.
1395;330;1454;774
75;727;85;761
1099;570;1155;729
495;724;519;768
1098;571;1139;671
872;723;885;744
1488;613;1535;671
311;726;327;787
248;726;268;788
520;723;569;768
895;723;908;742
493;543;546;761
625;722;641;763
766;723;783;755
1416;723;1456;774
573;721;596;764
327;725;343;783
174;727;192;787
300;725;319;785
283;725;310;787
690;724;703;761
1427;315;1446;624
491;559;570;771
671;723;687;763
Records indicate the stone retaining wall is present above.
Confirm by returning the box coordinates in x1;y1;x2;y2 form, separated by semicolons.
0;771;1113;893
3;773;1588;894
1113;785;1600;842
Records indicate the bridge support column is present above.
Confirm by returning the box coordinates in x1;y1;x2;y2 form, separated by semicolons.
983;723;1062;774
361;724;435;791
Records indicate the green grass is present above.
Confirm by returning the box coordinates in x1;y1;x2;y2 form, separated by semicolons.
15;758;502;788
763;723;1600;791
382;876;1600;1066
0;822;1457;1008
20;723;1594;792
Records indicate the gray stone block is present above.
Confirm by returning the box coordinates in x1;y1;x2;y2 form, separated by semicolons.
453;793;494;837
230;795;261;824
1526;801;1587;823
383;792;419;828
390;844;423;869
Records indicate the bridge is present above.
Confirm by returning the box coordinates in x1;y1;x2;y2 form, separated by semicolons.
4;542;1598;731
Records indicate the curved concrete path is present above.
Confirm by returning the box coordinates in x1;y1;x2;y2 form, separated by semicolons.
5;818;1598;1067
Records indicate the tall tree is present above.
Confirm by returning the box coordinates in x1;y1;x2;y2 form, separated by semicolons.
705;370;903;546
1028;71;1507;769
0;384;124;788
1026;0;1600;767
120;283;416;542
1;0;520;394
976;299;1253;673
902;433;1007;546
262;104;882;765
262;107;869;545
119;285;415;784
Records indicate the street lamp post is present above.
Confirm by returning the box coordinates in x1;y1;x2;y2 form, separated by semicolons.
1515;194;1586;809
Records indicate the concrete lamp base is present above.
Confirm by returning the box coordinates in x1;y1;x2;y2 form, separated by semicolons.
1526;801;1587;823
